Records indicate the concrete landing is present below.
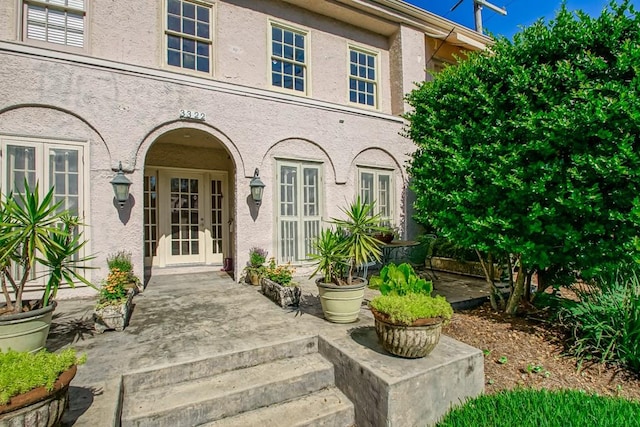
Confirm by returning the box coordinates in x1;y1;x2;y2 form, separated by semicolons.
49;271;485;426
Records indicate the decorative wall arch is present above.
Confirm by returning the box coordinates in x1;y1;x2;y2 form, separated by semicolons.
134;120;245;175
262;137;338;185
0;103;110;156
351;147;407;183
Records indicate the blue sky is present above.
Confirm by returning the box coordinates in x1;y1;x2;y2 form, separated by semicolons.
406;0;639;38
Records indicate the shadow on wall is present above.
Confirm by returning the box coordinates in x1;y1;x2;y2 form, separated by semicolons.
247;194;259;221
113;196;135;225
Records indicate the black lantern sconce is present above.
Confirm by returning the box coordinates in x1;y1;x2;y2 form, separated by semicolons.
249;168;265;206
110;161;132;208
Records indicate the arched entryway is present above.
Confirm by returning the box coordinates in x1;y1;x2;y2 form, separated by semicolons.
143;128;235;269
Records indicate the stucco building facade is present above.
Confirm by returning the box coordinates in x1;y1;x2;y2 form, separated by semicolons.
0;0;488;292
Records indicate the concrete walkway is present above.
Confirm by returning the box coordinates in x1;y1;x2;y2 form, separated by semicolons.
50;270;489;426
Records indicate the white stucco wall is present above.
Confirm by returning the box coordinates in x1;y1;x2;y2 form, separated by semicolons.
0;46;412;283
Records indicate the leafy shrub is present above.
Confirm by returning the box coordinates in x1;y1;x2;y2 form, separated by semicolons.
0;349;86;405
558;268;640;373
248;247;268;267
369;263;433;295
263;258;295;286
107;250;133;273
97;268;129;308
437;388;640;427
370;293;452;325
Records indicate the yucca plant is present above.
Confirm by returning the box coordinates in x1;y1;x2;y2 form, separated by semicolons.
310;197;386;285
0;182;94;316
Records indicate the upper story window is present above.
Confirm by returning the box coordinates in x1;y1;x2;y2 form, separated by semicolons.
166;0;212;73
270;23;307;93
349;47;378;107
24;0;85;48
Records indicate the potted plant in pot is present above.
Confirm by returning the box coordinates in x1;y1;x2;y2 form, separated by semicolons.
0;182;94;353
244;247;267;286
260;258;300;308
0;348;85;426
369;263;453;358
309;197;386;323
93;268;135;333
106;251;142;294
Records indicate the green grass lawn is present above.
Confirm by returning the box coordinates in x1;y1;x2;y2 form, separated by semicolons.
437;389;640;427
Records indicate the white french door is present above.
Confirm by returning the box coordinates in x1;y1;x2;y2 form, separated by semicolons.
145;168;228;267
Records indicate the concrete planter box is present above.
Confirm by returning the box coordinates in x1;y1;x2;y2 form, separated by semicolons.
371;308;443;358
0;301;56;353
260;277;301;308
431;256;502;280
0;365;77;427
93;290;134;333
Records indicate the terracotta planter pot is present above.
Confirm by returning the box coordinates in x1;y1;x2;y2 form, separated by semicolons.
0;301;56;353
0;365;77;427
93;290;134;333
371;308;443;358
316;279;366;323
260;277;301;308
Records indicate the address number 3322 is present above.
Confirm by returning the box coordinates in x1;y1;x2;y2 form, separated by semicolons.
179;110;206;120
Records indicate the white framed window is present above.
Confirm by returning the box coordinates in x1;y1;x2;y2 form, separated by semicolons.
358;167;393;225
23;0;86;48
1;135;88;286
349;46;378;107
165;0;212;73
270;22;307;93
277;160;322;263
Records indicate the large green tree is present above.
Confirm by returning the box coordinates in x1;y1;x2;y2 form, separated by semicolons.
406;1;640;313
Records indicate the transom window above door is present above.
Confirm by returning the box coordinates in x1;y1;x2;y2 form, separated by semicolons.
349;47;378;107
166;0;212;73
270;23;307;93
23;0;86;48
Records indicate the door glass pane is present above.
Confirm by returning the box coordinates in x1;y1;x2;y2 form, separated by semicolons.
170;176;200;256
211;179;223;254
7;145;36;195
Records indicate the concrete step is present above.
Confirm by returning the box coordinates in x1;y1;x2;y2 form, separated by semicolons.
120;353;335;427
122;335;318;392
202;387;355;427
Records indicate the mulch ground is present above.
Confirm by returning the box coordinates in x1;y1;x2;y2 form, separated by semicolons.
442;303;640;401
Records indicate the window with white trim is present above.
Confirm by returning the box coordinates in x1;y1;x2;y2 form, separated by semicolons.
1;136;87;285
349;47;377;107
23;0;86;48
277;161;322;263
166;0;212;73
358;168;393;225
270;23;307;93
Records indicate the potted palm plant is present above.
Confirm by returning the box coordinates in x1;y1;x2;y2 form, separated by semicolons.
0;182;93;353
309;197;386;323
369;263;453;358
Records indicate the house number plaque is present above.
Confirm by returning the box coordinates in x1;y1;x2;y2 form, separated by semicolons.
179;110;206;120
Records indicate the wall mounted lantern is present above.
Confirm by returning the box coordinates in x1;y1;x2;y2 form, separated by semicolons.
110;161;132;208
249;168;265;206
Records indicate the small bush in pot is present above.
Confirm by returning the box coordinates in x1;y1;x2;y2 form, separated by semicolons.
369;263;453;357
0;348;85;425
106;251;141;293
263;258;295;286
244;247;267;285
261;258;300;308
93;268;135;333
